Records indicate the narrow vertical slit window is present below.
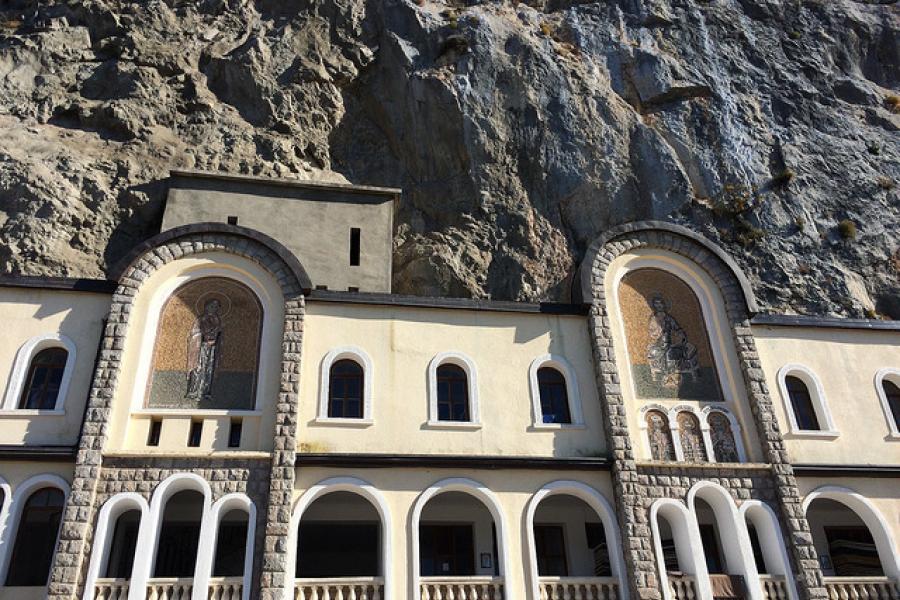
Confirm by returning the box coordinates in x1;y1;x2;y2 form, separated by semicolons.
228;419;243;448
188;420;203;447
350;227;361;266
227;216;238;225
147;419;162;447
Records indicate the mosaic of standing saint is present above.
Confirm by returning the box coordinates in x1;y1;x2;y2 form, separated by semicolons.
708;412;740;462
146;277;262;410
677;412;707;463
619;269;723;401
646;410;675;461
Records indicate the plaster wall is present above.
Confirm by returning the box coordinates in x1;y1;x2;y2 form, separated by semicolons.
0;288;109;446
298;301;605;457
162;182;394;294
292;467;618;600
754;327;900;464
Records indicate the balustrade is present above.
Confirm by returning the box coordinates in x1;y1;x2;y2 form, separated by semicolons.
208;576;244;599
420;576;504;599
295;576;385;600
758;575;789;600
824;577;900;600
146;578;194;600
94;578;130;600
667;574;699;600
537;576;619;599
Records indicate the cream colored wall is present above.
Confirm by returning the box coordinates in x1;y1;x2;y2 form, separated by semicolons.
754;327;900;465
105;252;284;455
604;250;764;463
292;467;617;599
0;288;109;446
298;302;605;457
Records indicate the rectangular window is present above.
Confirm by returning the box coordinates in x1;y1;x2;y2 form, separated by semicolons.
420;524;475;576
147;419;162;447
228;419;242;448
349;228;361;266
188;420;203;447
534;524;568;576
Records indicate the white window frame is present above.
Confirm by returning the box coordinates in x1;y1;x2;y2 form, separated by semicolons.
426;351;480;429
1;334;76;414
315;346;374;427
776;364;838;438
700;406;747;462
528;354;584;429
874;368;900;440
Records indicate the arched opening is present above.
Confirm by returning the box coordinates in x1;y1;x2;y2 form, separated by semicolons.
153;490;204;578
652;502;709;600
785;375;820;431
645;409;675;461
213;509;249;577
530;494;620;599
880;378;900;433
436;364;470;422
694;499;728;575
294;491;384;599
5;487;64;586
807;499;884;577
18;347;68;410
328;359;364;419
537;367;571;424
741;502;797;600
105;509;141;579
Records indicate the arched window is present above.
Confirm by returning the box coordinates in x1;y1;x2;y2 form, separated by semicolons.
154;490;203;577
18;347;68;410
785;376;820;431
328;360;364;419
883;380;900;431
537;367;571;424
5;487;65;586
875;369;900;436
437;364;469;422
213;509;249;577
105;509;141;579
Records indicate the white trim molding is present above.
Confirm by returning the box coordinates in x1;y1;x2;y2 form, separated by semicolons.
700;406;747;463
775;364;839;437
803;485;900;580
2;333;77;412
286;477;393;600
426;352;481;429
527;354;584;429
409;477;510;600
196;493;256;600
874;368;900;439
0;473;71;586
83;493;151;600
315;346;375;426
524;480;628;600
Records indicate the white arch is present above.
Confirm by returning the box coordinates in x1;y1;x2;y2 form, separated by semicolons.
286;477;393;600
649;498;711;600
83;493;150;600
409;478;510;600
426;352;480;428
196;493;256;600
0;476;12;567
2;333;77;411
687;481;762;600
700;406;747;462
802;486;900;579
776;364;838;436
0;473;71;585
524;481;628;599
527;354;584;428
874;368;900;438
131;473;212;600
316;346;375;424
739;500;798;600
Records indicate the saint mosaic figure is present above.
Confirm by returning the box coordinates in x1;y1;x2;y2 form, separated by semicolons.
647;293;700;388
677;412;707;463
646;410;675;461
185;298;223;401
709;412;740;463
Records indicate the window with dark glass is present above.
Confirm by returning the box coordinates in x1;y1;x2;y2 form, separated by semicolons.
883;380;900;431
213;510;249;577
534;524;568;576
436;364;470;422
18;347;68;410
297;522;380;577
105;510;141;579
5;487;64;586
785;376;820;430
328;360;364;419
537;367;571;424
420;524;475;576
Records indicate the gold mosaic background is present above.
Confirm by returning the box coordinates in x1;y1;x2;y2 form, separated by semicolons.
147;277;262;409
619;268;722;400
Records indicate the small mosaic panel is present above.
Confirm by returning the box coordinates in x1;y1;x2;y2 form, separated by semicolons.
709;412;740;462
147;277;262;410
645;410;675;461
619;268;723;401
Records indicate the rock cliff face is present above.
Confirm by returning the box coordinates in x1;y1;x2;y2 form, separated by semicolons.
0;0;898;317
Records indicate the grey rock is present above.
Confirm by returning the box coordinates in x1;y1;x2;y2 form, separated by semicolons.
0;0;898;317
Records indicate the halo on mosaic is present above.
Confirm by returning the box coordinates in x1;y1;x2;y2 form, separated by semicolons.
194;290;233;320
